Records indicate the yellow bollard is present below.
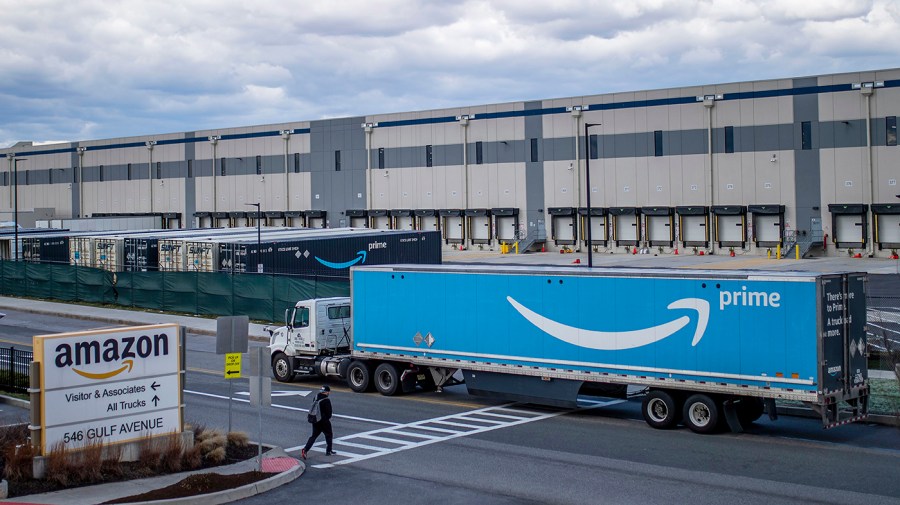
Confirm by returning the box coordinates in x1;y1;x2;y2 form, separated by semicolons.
776;244;781;260
795;244;800;260
514;242;519;254
767;248;772;259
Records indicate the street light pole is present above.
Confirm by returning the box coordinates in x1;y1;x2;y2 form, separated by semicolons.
246;203;261;273
12;157;25;261
584;123;601;268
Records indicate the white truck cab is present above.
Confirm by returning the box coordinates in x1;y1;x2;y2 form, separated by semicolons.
267;297;352;381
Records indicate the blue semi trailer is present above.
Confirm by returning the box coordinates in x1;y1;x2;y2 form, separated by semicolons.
268;264;869;433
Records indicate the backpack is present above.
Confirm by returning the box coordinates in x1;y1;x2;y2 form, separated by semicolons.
307;398;322;424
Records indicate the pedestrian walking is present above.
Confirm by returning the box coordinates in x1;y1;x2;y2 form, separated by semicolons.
301;385;335;459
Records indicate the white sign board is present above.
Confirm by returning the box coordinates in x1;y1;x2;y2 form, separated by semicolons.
34;324;183;454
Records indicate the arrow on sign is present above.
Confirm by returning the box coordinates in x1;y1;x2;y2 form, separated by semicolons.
150;381;160;391
151;395;160;407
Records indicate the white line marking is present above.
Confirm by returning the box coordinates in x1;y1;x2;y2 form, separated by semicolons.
429;420;488;429
183;389;400;426
353;434;412;445
296;400;625;468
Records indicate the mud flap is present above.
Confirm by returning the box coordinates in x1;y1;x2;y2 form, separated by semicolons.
722;399;743;433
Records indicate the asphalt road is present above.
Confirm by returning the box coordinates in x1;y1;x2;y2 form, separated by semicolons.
2;309;900;504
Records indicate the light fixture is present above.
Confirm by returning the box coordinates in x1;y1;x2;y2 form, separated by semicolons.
383;171;389;177
770;154;777;163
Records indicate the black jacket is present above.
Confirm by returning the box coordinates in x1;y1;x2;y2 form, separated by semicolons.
314;392;333;422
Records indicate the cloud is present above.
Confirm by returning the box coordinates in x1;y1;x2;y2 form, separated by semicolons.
0;0;897;147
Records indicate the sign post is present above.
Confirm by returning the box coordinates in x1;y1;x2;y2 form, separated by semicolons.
216;316;249;434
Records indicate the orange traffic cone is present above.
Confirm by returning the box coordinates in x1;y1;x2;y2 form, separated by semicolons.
699;250;705;256
674;248;679;255
730;250;735;257
632;247;637;255
572;258;581;264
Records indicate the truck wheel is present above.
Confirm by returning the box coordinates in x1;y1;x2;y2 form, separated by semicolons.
737;398;765;427
682;394;720;434
347;361;373;392
374;362;401;396
272;353;293;383
641;390;681;429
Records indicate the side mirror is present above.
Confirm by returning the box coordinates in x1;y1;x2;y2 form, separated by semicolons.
284;308;292;329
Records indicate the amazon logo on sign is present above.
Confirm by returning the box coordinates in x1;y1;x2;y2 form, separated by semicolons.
507;296;710;351
54;333;171;380
315;250;367;269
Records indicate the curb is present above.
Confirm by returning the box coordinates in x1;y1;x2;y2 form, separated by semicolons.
136;457;305;505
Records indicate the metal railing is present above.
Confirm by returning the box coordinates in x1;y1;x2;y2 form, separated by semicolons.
0;346;32;395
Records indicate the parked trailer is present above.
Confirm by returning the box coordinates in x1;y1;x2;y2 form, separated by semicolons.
268;264;869;433
225;229;441;276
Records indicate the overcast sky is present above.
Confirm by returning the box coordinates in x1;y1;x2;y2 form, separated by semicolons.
1;0;898;148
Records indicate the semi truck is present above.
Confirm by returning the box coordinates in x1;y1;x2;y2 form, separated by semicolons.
267;264;869;433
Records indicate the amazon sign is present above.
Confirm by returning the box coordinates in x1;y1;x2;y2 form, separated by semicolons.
34;324;183;455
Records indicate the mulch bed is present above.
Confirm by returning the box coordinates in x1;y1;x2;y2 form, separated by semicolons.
5;444;264;499
101;470;272;504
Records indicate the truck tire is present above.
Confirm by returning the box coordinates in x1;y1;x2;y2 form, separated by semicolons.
347;361;374;392
641;390;681;429
272;353;293;383
682;394;720;434
374;362;401;396
736;398;765;427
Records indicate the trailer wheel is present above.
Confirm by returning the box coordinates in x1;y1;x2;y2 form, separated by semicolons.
374;362;401;396
737;398;765;427
272;353;293;383
347;361;373;392
682;394;720;434
641;390;681;429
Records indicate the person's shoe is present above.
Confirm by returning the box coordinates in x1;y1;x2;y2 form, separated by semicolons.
325;450;337;456
301;449;307;460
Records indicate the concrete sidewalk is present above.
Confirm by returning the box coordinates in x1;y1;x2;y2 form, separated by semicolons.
3;447;304;505
0;296;272;341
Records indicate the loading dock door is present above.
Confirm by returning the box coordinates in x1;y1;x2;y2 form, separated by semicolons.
755;215;781;244
681;217;707;245
392;210;415;230
835;215;865;245
369;210;391;229
711;206;747;247
548;207;577;245
609;208;640;246
492;208;519;242
676;206;708;247
466;209;492;244
876;214;900;246
642;207;674;247
828;204;868;249
645;216;672;246
872;204;900;249
306;210;327;229
717;215;744;244
440;210;464;244
284;211;305;227
578;208;607;246
748;205;784;247
415;210;439;232
345;209;368;228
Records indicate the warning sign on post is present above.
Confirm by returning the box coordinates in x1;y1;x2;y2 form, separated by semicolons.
33;324;183;455
225;353;242;379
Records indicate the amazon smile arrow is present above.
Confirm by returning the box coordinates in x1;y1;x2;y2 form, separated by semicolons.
507;297;709;350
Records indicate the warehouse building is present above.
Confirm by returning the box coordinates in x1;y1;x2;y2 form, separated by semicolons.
2;67;898;257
